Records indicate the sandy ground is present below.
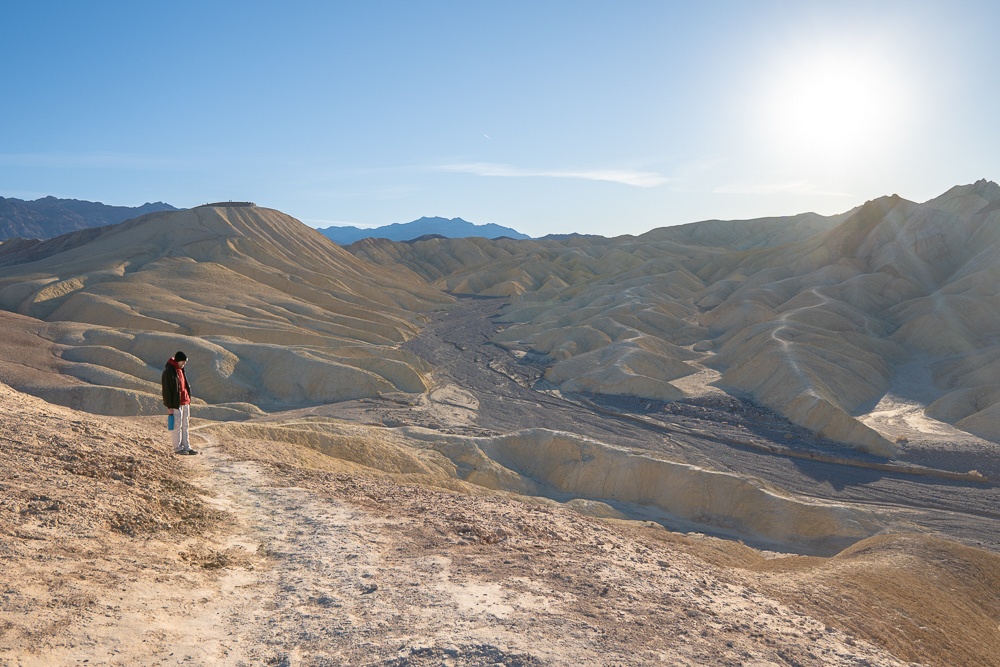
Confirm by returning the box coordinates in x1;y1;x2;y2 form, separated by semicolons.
0;408;946;666
858;358;1000;473
3;382;1000;666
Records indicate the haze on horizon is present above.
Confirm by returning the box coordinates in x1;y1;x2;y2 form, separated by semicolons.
2;1;998;237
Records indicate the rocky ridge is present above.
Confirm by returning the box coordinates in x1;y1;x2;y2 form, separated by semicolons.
0;196;176;240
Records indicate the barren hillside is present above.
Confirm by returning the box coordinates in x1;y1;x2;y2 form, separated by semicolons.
347;181;1000;457
0;205;453;416
3;379;999;666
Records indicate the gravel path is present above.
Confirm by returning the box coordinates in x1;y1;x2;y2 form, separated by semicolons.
127;430;916;667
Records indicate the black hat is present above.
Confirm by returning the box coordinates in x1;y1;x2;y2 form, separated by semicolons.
175;351;188;362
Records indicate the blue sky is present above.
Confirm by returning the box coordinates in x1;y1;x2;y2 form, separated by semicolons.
2;1;998;236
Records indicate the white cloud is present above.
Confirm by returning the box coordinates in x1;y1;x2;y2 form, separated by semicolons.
433;162;670;188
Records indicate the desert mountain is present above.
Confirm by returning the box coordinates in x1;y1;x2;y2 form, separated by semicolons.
3;185;998;455
345;183;1000;456
4;187;1000;665
699;180;1000;453
0;195;177;240
0;204;453;417
318;216;530;244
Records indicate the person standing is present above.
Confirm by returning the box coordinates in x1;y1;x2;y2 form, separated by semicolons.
161;351;198;455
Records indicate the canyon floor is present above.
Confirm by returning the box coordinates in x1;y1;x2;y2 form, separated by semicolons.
325;297;1000;552
2;298;1000;666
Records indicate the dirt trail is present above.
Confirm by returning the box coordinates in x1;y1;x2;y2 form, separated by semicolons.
2;430;569;667
58;431;917;667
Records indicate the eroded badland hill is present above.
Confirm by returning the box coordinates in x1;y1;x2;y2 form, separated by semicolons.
2;190;1000;666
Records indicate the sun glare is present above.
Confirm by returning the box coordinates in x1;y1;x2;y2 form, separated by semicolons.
757;46;908;166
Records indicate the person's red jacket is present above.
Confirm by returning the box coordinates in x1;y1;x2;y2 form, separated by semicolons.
161;358;192;409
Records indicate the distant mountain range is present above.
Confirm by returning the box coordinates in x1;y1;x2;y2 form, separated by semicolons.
0;196;178;240
316;216;530;244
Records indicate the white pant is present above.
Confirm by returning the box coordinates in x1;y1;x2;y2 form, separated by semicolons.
171;404;191;452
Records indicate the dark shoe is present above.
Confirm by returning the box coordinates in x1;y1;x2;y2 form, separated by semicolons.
177;449;199;455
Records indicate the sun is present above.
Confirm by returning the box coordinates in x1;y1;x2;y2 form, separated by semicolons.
757;46;907;165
